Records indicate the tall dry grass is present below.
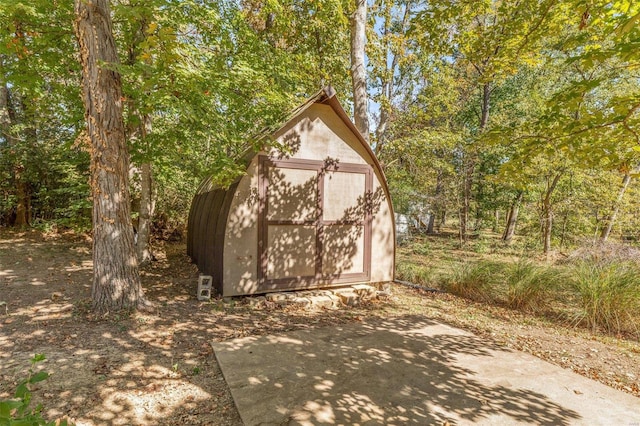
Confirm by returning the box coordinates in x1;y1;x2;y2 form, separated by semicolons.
567;260;640;335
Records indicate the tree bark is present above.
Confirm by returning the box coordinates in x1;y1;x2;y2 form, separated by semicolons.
599;173;632;242
474;201;484;231
374;1;411;153
17;98;38;226
137;161;154;264
123;17;155;265
74;0;148;312
428;170;444;234
460;158;472;242
14;168;29;226
137;113;155;265
492;209;500;233
0;71;8;128
426;213;436;234
542;173;562;255
0;67;29;227
559;209;569;249
480;83;491;130
502;191;523;243
350;0;369;143
460;82;491;242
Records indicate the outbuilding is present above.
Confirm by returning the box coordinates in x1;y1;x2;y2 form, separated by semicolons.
187;87;395;297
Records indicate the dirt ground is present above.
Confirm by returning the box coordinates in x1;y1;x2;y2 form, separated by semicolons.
1;229;638;425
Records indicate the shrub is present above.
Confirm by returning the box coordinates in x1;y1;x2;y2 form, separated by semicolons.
504;259;555;311
439;261;503;302
396;262;433;286
0;354;72;426
472;236;491;254
568;261;640;335
412;241;431;256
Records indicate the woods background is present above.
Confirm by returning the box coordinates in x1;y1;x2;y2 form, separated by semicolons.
1;0;639;255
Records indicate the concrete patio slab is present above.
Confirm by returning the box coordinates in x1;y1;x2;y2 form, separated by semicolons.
212;315;640;425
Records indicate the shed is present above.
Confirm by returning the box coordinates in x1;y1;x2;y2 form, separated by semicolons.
187;87;395;297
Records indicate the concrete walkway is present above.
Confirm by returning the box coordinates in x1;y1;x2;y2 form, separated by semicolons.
212;316;640;425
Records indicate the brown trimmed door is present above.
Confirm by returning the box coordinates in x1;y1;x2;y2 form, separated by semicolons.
258;157;372;290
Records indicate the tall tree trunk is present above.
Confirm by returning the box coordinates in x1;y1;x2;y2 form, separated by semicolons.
428;170;444;234
458;207;464;246
74;0;148;312
542;173;562;255
460;83;491;242
350;0;369;143
502;191;523;243
559;210;569;249
375;103;389;155
137;115;154;264
14;168;29;227
374;1;411;153
480;83;491;129
440;209;447;229
137;161;154;264
543;210;552;255
600;173;633;242
16;98;38;226
0;65;29;227
426;213;436;235
123;17;155;265
492;209;500;233
460;158;472;243
0;67;8;128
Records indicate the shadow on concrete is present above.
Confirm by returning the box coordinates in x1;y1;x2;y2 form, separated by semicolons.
213;315;589;425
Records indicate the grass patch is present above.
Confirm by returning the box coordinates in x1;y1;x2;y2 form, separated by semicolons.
567;260;640;335
398;231;640;339
503;259;556;312
411;240;431;256
438;261;504;302
395;262;434;286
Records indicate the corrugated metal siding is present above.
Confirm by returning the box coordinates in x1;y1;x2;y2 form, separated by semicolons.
187;181;239;295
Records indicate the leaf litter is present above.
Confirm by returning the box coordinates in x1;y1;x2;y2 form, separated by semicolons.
0;229;638;425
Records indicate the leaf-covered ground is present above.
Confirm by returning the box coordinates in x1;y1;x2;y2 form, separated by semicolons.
0;230;638;425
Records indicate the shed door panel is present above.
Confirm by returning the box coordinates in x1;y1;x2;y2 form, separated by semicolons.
264;165;319;282
322;224;364;275
321;170;367;276
267;225;316;280
267;168;318;221
259;157;372;289
323;171;366;221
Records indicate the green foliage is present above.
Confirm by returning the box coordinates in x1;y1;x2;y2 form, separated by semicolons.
568;260;640;335
400;232;640;339
0;0;84;228
421;250;555;310
439;261;504;303
0;354;71;426
413;0;567;85
471;235;492;254
0;0;356;230
382;0;640;254
504;259;555;311
395;262;433;286
0;0;637;260
411;240;431;256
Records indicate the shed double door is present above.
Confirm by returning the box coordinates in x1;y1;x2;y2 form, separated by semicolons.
258;157;372;290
